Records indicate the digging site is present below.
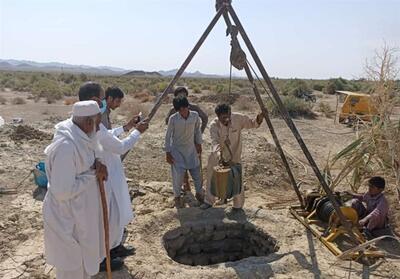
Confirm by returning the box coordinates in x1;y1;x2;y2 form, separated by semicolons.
1;91;400;279
1;0;400;279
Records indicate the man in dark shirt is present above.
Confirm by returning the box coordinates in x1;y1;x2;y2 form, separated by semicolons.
165;87;208;193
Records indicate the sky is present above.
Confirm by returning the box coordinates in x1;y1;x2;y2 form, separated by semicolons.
0;0;399;79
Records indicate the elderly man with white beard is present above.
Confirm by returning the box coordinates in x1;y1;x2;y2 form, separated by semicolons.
43;100;108;279
78;82;149;268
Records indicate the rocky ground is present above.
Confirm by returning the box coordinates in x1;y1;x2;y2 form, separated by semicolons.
0;90;399;278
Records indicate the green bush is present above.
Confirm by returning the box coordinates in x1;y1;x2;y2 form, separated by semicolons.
79;73;88;82
324;77;361;94
282;79;312;97
32;79;63;100
215;84;224;93
324;81;336;95
157;82;168;93
58;73;76;84
267;96;316;119
193;87;202;94
201;84;211;91
313;84;324;91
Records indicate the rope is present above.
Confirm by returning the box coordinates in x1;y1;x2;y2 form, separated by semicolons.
229;62;232;94
16;170;34;188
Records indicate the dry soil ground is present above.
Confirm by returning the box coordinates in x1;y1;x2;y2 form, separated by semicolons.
0;90;399;279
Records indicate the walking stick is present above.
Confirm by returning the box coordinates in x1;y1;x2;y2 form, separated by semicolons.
98;178;112;279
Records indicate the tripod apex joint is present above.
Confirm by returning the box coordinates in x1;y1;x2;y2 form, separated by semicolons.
216;0;232;11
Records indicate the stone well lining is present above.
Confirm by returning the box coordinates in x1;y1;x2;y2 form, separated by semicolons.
163;221;279;266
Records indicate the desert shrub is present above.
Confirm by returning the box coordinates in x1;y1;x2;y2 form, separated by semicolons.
267;96;316;119
0;96;6;104
156;82;168;93
324;81;336;95
32;79;63;100
192;87;202;94
12;97;26;105
318;102;334;118
58;73;76;84
313;84;324;91
46;95;57;104
79;73;88;82
282;79;312;98
30;74;39;84
324;78;361;94
201;84;211;91
214;84;225;93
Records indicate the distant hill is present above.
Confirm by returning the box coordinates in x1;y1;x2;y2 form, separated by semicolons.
0;59;127;75
0;59;227;78
158;69;223;78
123;70;162;77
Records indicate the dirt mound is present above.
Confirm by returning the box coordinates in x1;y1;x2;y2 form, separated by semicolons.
10;125;52;142
242;137;298;191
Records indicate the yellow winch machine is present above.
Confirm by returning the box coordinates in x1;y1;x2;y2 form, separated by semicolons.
289;190;384;261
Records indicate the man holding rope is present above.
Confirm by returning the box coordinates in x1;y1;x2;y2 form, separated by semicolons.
43;101;107;279
201;103;263;212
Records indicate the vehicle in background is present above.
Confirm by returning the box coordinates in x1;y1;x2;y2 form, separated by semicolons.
336;91;378;124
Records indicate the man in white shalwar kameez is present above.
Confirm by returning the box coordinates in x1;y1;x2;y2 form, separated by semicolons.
97;120;148;251
43;101;108;279
78;82;148;263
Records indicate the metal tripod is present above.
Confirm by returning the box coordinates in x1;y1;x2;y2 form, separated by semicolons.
145;0;360;245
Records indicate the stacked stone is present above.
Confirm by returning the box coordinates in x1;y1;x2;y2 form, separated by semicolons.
163;220;279;266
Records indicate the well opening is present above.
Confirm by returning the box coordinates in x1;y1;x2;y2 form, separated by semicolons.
163;221;279;266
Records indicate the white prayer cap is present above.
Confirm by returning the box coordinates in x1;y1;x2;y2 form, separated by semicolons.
72;100;100;117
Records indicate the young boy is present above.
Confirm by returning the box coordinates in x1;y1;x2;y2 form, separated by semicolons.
348;176;389;233
165;96;203;208
101;86;125;129
165;87;208;193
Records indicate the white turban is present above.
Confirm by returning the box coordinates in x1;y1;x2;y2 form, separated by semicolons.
72;100;100;117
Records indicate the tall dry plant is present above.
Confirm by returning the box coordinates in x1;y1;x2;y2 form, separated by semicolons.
325;43;400;201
